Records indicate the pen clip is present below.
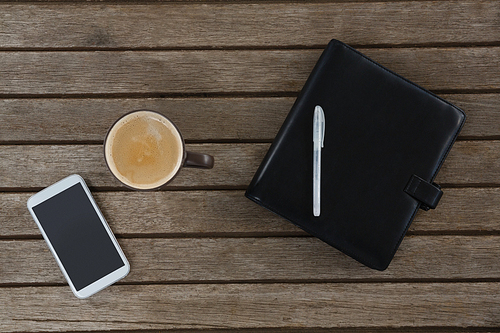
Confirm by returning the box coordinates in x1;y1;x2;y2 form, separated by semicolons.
314;105;325;148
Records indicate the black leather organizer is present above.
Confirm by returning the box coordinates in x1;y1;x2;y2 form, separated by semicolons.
245;40;466;270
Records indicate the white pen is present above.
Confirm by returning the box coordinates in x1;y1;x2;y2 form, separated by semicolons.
313;105;325;217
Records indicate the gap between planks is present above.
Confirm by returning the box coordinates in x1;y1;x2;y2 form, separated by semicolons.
2;43;500;52
2;278;500;289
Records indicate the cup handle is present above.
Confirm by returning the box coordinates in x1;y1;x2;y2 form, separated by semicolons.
184;151;214;169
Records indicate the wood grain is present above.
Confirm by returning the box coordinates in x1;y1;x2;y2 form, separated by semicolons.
0;94;498;142
1;283;498;331
0;144;266;189
0;141;498;189
1;48;499;95
1;2;499;48
1;0;498;332
440;93;500;139
1;236;499;285
0;98;291;142
438;140;500;185
1;188;499;238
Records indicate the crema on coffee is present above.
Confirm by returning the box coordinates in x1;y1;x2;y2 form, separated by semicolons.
104;111;184;190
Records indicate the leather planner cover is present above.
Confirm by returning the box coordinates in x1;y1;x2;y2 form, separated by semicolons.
245;39;466;270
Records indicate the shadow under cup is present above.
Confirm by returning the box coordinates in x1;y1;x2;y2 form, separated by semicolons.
104;110;214;190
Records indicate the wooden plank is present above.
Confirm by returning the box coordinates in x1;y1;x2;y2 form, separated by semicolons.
1;283;498;331
1;236;499;285
440;93;500;139
0;94;498;143
1;2;499;48
437;140;500;185
0;98;291;143
0;0;478;2
7;144;260;188
0;48;499;95
0;144;266;189
1;188;499;238
0;141;498;189
422;187;500;232
23;330;493;333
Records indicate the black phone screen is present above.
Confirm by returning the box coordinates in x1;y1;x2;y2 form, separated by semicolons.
32;183;125;291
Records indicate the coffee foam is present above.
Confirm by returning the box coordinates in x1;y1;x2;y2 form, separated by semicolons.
105;111;184;190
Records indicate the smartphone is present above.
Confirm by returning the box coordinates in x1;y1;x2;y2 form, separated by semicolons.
27;174;130;299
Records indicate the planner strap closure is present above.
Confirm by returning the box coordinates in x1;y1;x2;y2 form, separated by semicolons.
404;174;443;211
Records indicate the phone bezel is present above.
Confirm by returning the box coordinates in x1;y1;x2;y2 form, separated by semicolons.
27;174;130;299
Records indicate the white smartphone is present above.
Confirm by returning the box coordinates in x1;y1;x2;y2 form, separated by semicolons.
27;174;130;299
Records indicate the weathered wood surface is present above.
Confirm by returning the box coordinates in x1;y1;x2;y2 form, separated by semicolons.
1;2;499;48
1;236;499;285
2;283;499;331
0;98;290;143
1;188;499;238
1;48;500;96
0;94;498;143
0;144;265;189
0;141;499;189
1;0;499;331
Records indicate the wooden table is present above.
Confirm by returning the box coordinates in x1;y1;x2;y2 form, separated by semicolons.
1;0;499;332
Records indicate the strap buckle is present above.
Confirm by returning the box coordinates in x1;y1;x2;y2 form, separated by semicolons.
404;174;443;211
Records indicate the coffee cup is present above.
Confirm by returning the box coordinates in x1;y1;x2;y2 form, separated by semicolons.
104;110;214;190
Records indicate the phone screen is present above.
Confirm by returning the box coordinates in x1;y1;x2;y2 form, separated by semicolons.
32;183;125;291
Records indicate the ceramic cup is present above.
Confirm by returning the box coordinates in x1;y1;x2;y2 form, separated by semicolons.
104;110;214;190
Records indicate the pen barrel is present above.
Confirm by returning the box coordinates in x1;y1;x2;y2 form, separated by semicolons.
313;143;321;217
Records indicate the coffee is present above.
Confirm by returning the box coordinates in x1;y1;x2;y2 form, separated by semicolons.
104;111;184;190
